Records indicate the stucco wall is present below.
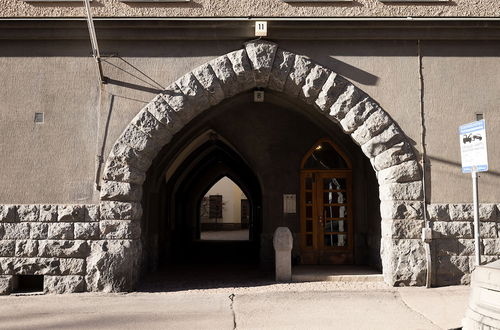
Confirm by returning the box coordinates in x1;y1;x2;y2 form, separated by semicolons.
1;37;499;204
422;40;500;203
1;0;500;18
0;41;100;204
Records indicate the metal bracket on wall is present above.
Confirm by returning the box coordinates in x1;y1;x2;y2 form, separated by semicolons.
84;0;106;84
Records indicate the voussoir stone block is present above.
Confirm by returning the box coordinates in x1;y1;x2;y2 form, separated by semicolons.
377;160;421;184
209;55;241;98
100;181;142;202
245;40;277;87
86;240;141;292
100;201;142;221
0;275;13;295
3;223;30;240
44;275;85;294
372;141;415;171
39;205;58;222
119;124;162;158
39;240;90;258
131;109;172;146
0;241;15;257
283;55;314;98
268;49;295;92
175;72;211;117
427;204;451;221
380;238;426;286
192;63;224;106
329;84;365;122
58;205;84;222
380;201;424;220
109;142;153;172
17;205;39;222
161;82;193;123
351;108;392;145
30;223;48;240
432;221;473;239
48;223;74;240
300;64;331;104
15;240;38;257
340;98;378;134
0;205;17;222
379;181;423;201
103;160;146;185
449;204;473;221
381;219;424;239
315;72;348;112
74;223;99;240
227;49;256;93
100;220;141;240
361;124;404;158
146;94;184;134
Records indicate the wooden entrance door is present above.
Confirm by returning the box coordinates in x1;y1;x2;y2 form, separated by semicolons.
299;139;353;264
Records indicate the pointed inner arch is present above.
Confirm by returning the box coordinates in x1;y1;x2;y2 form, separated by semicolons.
199;176;250;241
301;138;352;170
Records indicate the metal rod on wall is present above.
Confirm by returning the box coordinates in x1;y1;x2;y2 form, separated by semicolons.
84;0;106;83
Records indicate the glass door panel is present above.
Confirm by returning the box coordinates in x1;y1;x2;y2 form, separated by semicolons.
318;172;352;250
300;170;353;263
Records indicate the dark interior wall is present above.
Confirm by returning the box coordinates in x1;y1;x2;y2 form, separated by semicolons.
141;92;380;271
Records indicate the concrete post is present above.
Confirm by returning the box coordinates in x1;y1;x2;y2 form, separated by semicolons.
273;227;293;282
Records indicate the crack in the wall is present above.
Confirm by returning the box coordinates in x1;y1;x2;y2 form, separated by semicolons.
229;293;237;330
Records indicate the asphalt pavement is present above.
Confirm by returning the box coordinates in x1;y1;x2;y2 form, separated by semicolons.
0;281;469;330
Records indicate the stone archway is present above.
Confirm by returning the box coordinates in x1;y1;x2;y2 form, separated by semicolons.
92;40;426;292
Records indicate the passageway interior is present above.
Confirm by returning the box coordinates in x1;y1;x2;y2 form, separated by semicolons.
139;92;381;285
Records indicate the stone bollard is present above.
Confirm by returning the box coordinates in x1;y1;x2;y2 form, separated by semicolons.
273;227;293;282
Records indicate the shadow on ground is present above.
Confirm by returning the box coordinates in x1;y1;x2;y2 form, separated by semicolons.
137;264;275;293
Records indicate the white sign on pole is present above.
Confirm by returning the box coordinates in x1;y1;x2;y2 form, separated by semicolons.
459;120;488;173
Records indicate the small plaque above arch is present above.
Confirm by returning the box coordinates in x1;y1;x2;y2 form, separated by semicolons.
301;138;351;170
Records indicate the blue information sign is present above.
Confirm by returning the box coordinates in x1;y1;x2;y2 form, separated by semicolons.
459;120;488;173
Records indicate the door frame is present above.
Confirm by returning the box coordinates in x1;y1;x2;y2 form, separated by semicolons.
299;139;354;265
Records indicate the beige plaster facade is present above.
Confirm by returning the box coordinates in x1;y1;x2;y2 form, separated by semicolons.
2;0;500;18
0;1;499;297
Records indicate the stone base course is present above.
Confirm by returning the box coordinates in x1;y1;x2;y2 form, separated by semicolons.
0;190;499;295
0;204;104;294
44;275;85;294
0;202;497;293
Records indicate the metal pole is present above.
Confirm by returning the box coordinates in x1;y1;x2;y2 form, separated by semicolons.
84;0;105;83
472;169;481;266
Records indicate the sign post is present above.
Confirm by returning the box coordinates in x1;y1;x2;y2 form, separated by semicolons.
459;120;488;267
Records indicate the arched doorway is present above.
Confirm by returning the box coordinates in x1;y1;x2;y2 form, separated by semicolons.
93;40;425;292
300;138;354;265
